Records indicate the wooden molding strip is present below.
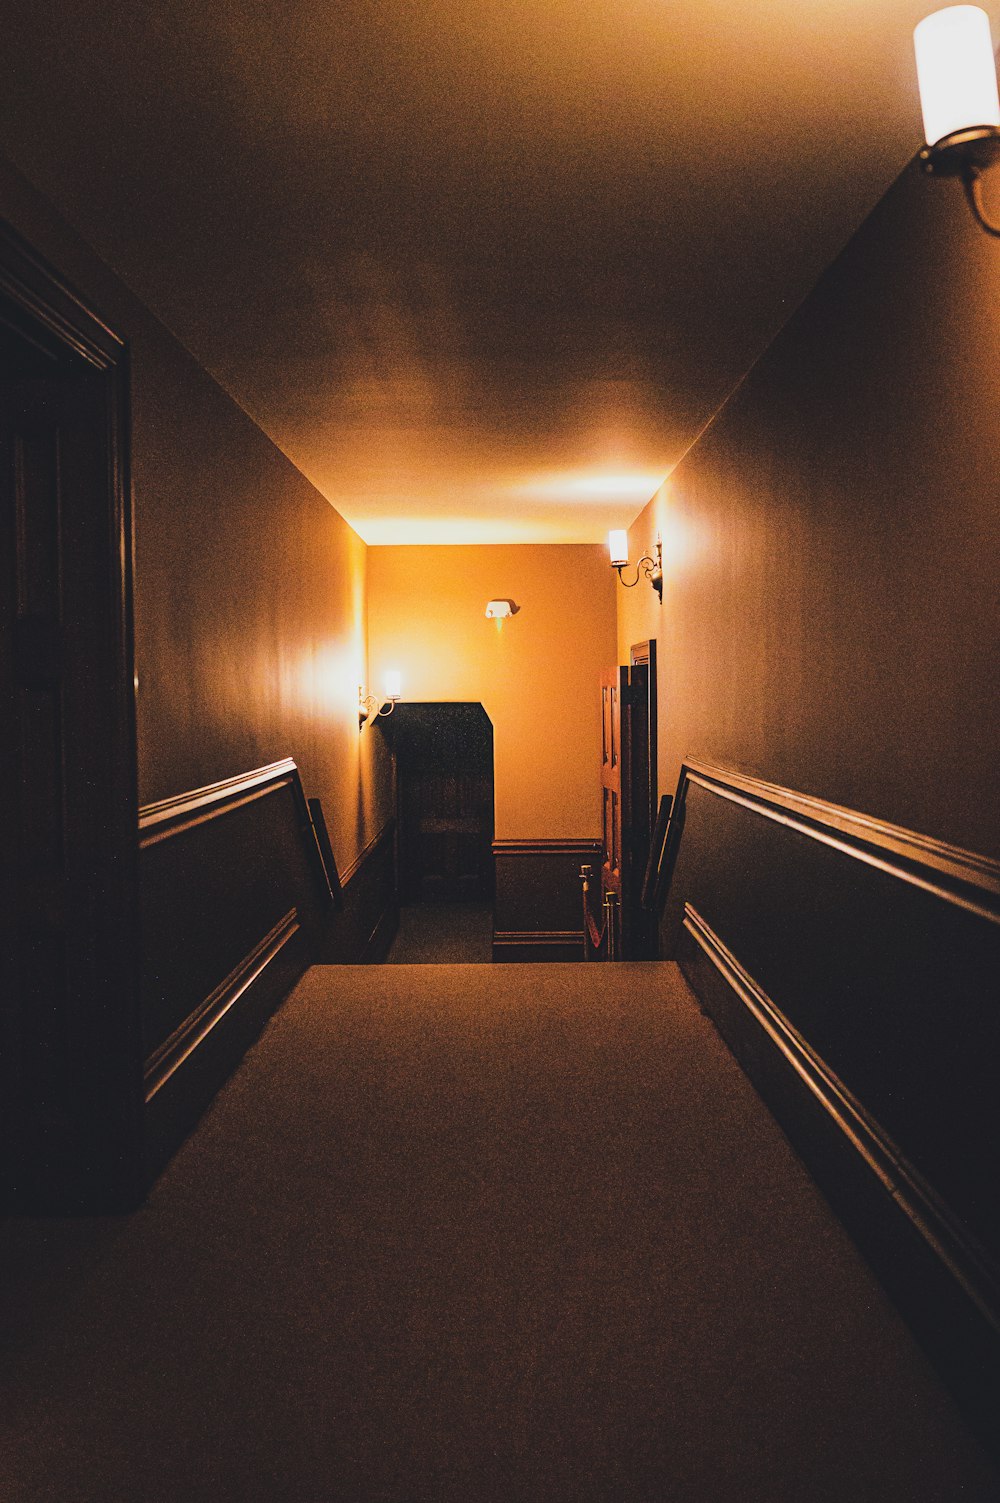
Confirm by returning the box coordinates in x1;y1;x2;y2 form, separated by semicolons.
339;818;396;887
138;759;298;847
682;901;1000;1335
493;839;603;857
307;797;343;907
681;760;1000;925
0;220;126;369
492;929;583;944
144;908;300;1102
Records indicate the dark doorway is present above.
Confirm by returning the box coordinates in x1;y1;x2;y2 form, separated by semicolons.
391;703;495;907
623;640;658;958
598;641;658;960
0;226;140;1212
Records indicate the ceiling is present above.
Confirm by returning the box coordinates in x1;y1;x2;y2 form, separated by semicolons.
0;0;965;543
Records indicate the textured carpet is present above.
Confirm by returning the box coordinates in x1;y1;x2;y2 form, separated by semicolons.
1;962;997;1502
386;903;493;963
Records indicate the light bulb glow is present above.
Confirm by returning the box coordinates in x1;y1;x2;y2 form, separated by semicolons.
485;599;519;619
383;669;402;700
914;6;1000;147
608;529;629;567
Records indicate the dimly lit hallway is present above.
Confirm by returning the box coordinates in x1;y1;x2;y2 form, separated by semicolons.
2;962;995;1501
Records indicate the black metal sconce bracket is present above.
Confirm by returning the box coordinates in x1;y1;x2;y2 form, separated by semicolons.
614;535;663;602
921;124;1000;236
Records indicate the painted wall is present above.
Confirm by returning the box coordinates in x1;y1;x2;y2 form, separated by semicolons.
0;157;392;874
617;153;1000;861
368;545;617;839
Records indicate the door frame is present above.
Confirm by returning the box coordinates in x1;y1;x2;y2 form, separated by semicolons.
628;638;658;846
390;701;496;907
1;220;141;1210
622;638;658;958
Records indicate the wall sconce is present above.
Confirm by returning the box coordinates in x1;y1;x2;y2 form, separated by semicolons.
915;5;1000;235
608;530;663;601
485;599;519;620
359;670;401;728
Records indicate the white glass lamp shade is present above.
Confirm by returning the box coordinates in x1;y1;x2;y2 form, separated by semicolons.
383;669;402;700
608;529;629;567
914;6;1000;147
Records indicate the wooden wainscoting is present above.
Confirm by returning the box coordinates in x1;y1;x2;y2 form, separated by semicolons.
140;758;398;1179
492;839;602;962
139;759;326;1176
659;759;1000;1453
318;819;399;964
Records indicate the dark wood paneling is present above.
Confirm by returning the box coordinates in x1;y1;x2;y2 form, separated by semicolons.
317;819;398;964
140;759;330;1178
144;910;308;1181
492;839;602;962
0;220;140;1214
139;761;326;1055
661;760;1000;1454
140;761;397;1179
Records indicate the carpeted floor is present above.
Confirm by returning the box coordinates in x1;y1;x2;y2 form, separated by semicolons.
386;902;494;963
1;962;997;1501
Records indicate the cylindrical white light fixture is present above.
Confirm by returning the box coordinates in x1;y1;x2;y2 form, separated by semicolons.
914;6;1000;147
383;669;402;701
608;529;629;567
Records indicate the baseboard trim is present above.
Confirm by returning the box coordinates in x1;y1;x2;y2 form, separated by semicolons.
341;819;395;886
679;900;1000;1445
361;904;399;963
492;929;584;962
143;906;309;1182
492;839;602;857
144;908;301;1102
683;902;1000;1325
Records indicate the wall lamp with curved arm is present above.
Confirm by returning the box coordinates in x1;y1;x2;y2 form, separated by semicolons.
608;530;663;602
359;670;402;728
915;6;1000;236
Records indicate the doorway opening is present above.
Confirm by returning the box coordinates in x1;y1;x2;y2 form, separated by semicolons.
386;703;494;962
598;640;658;960
1;227;140;1212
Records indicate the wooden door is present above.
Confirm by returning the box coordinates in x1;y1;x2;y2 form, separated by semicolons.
600;643;658;960
622;640;658;958
1;375;67;1209
0;259;140;1212
599;665;627;955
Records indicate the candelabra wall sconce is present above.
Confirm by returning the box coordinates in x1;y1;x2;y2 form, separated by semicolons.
915;5;1000;236
359;670;402;728
608;530;663;602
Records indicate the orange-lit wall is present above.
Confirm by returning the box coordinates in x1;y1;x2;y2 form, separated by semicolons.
368;545;617;839
617;153;1000;859
0;157;392;874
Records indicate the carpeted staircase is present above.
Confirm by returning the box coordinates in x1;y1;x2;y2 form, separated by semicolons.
2;962;996;1501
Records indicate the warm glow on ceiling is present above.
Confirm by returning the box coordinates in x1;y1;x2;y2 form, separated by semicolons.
6;0;986;548
512;469;667;504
